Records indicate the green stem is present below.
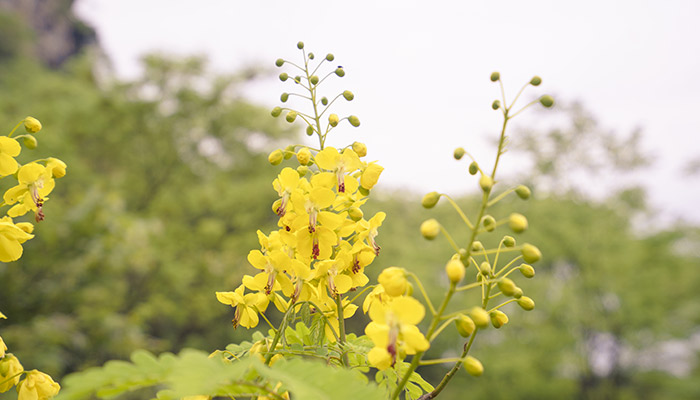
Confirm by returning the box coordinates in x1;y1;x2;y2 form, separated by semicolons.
335;294;350;366
7;120;23;138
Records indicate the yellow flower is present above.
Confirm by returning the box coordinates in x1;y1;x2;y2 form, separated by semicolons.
0;137;20;177
377;267;407;297
314;147;362;193
360;162;383;190
0;354;23;392
354;212;385;255
272;167;301;217
3;162;56;221
45;158;67;179
0;217;35;262
16;370;60;400
216;286;269;329
0;336;6;358
364;296;429;370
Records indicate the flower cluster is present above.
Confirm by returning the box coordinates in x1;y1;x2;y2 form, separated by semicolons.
0;117;66;400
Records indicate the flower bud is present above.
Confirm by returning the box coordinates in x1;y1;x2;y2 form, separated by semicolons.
515;185;531;200
518;296;535;311
378;267;408;297
469;307;490;328
268;149;284;165
271;107;282;117
296;147;311;165
521;244;542;263
309;75;319;85
471;241;484;252
469;161;479;175
519;263;535;278
296;165;309;177
329;114;339;127
513;287;523;299
348;115;361;127
285;111;297;123
420;219;440;240
348;207;364;222
352;141;367;157
481;215;496;232
530;76;542;86
306;126;315;136
492;100;501;110
539;95;554;108
421;191;440;208
279;72;289;81
497;277;517;297
335;67;345;77
275;58;284;67
297;41;304;49
459;248;468;262
343;90;354;101
321;97;329;105
453;147;465;160
490;310;509;328
508;213;528;233
308;52;315;60
503;235;515;247
24;116;42;133
479;174;493;193
294;76;301;84
446;259;466;284
325;53;335;61
455;315;476;337
464;356;484;377
360;163;383;189
23;135;38;149
280;93;289;102
478;261;491;277
283;145;295;159
490;71;500;82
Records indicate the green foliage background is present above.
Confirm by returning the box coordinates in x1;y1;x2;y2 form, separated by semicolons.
1;5;699;400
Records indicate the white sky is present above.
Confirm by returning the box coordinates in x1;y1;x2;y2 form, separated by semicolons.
75;0;700;225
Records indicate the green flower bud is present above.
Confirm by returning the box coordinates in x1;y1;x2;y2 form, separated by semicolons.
503;235;516;247
479;174;493;193
471;241;484;252
539;95;555;108
422;191;440;208
420;218;441;240
469;161;479;175
508;213;528;233
490;71;500;82
446;259;466;284
459;248;468;261
275;58;284;67
455;315;476;337
469;307;490;328
454;147;465;160
297;147;311;165
481;215;496;232
497;277;517;297
513;287;523;299
517;296;535;311
479;261;491;276
280;93;289;102
285;111;297;123
23;135;38;149
297;41;304;49
515;185;531;200
464;356;484;377
294;76;301;84
335;67;345;77
348;207;364;222
308;52;315;60
306;126;315;136
329;114;339;127
284;145;295;159
321;97;329;105
490;310;509;328
530;76;542;86
271;107;282;117
521;243;542;263
492;100;501;110
325;53;335;61
352;141;367;157
279;72;288;81
343;90;354;101
268;149;284;165
348;115;361;127
23;116;42;133
310;75;319;85
296;165;309;177
519;263;535;278
359;186;370;196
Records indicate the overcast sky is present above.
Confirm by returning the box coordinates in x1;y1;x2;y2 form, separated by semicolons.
75;0;700;226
